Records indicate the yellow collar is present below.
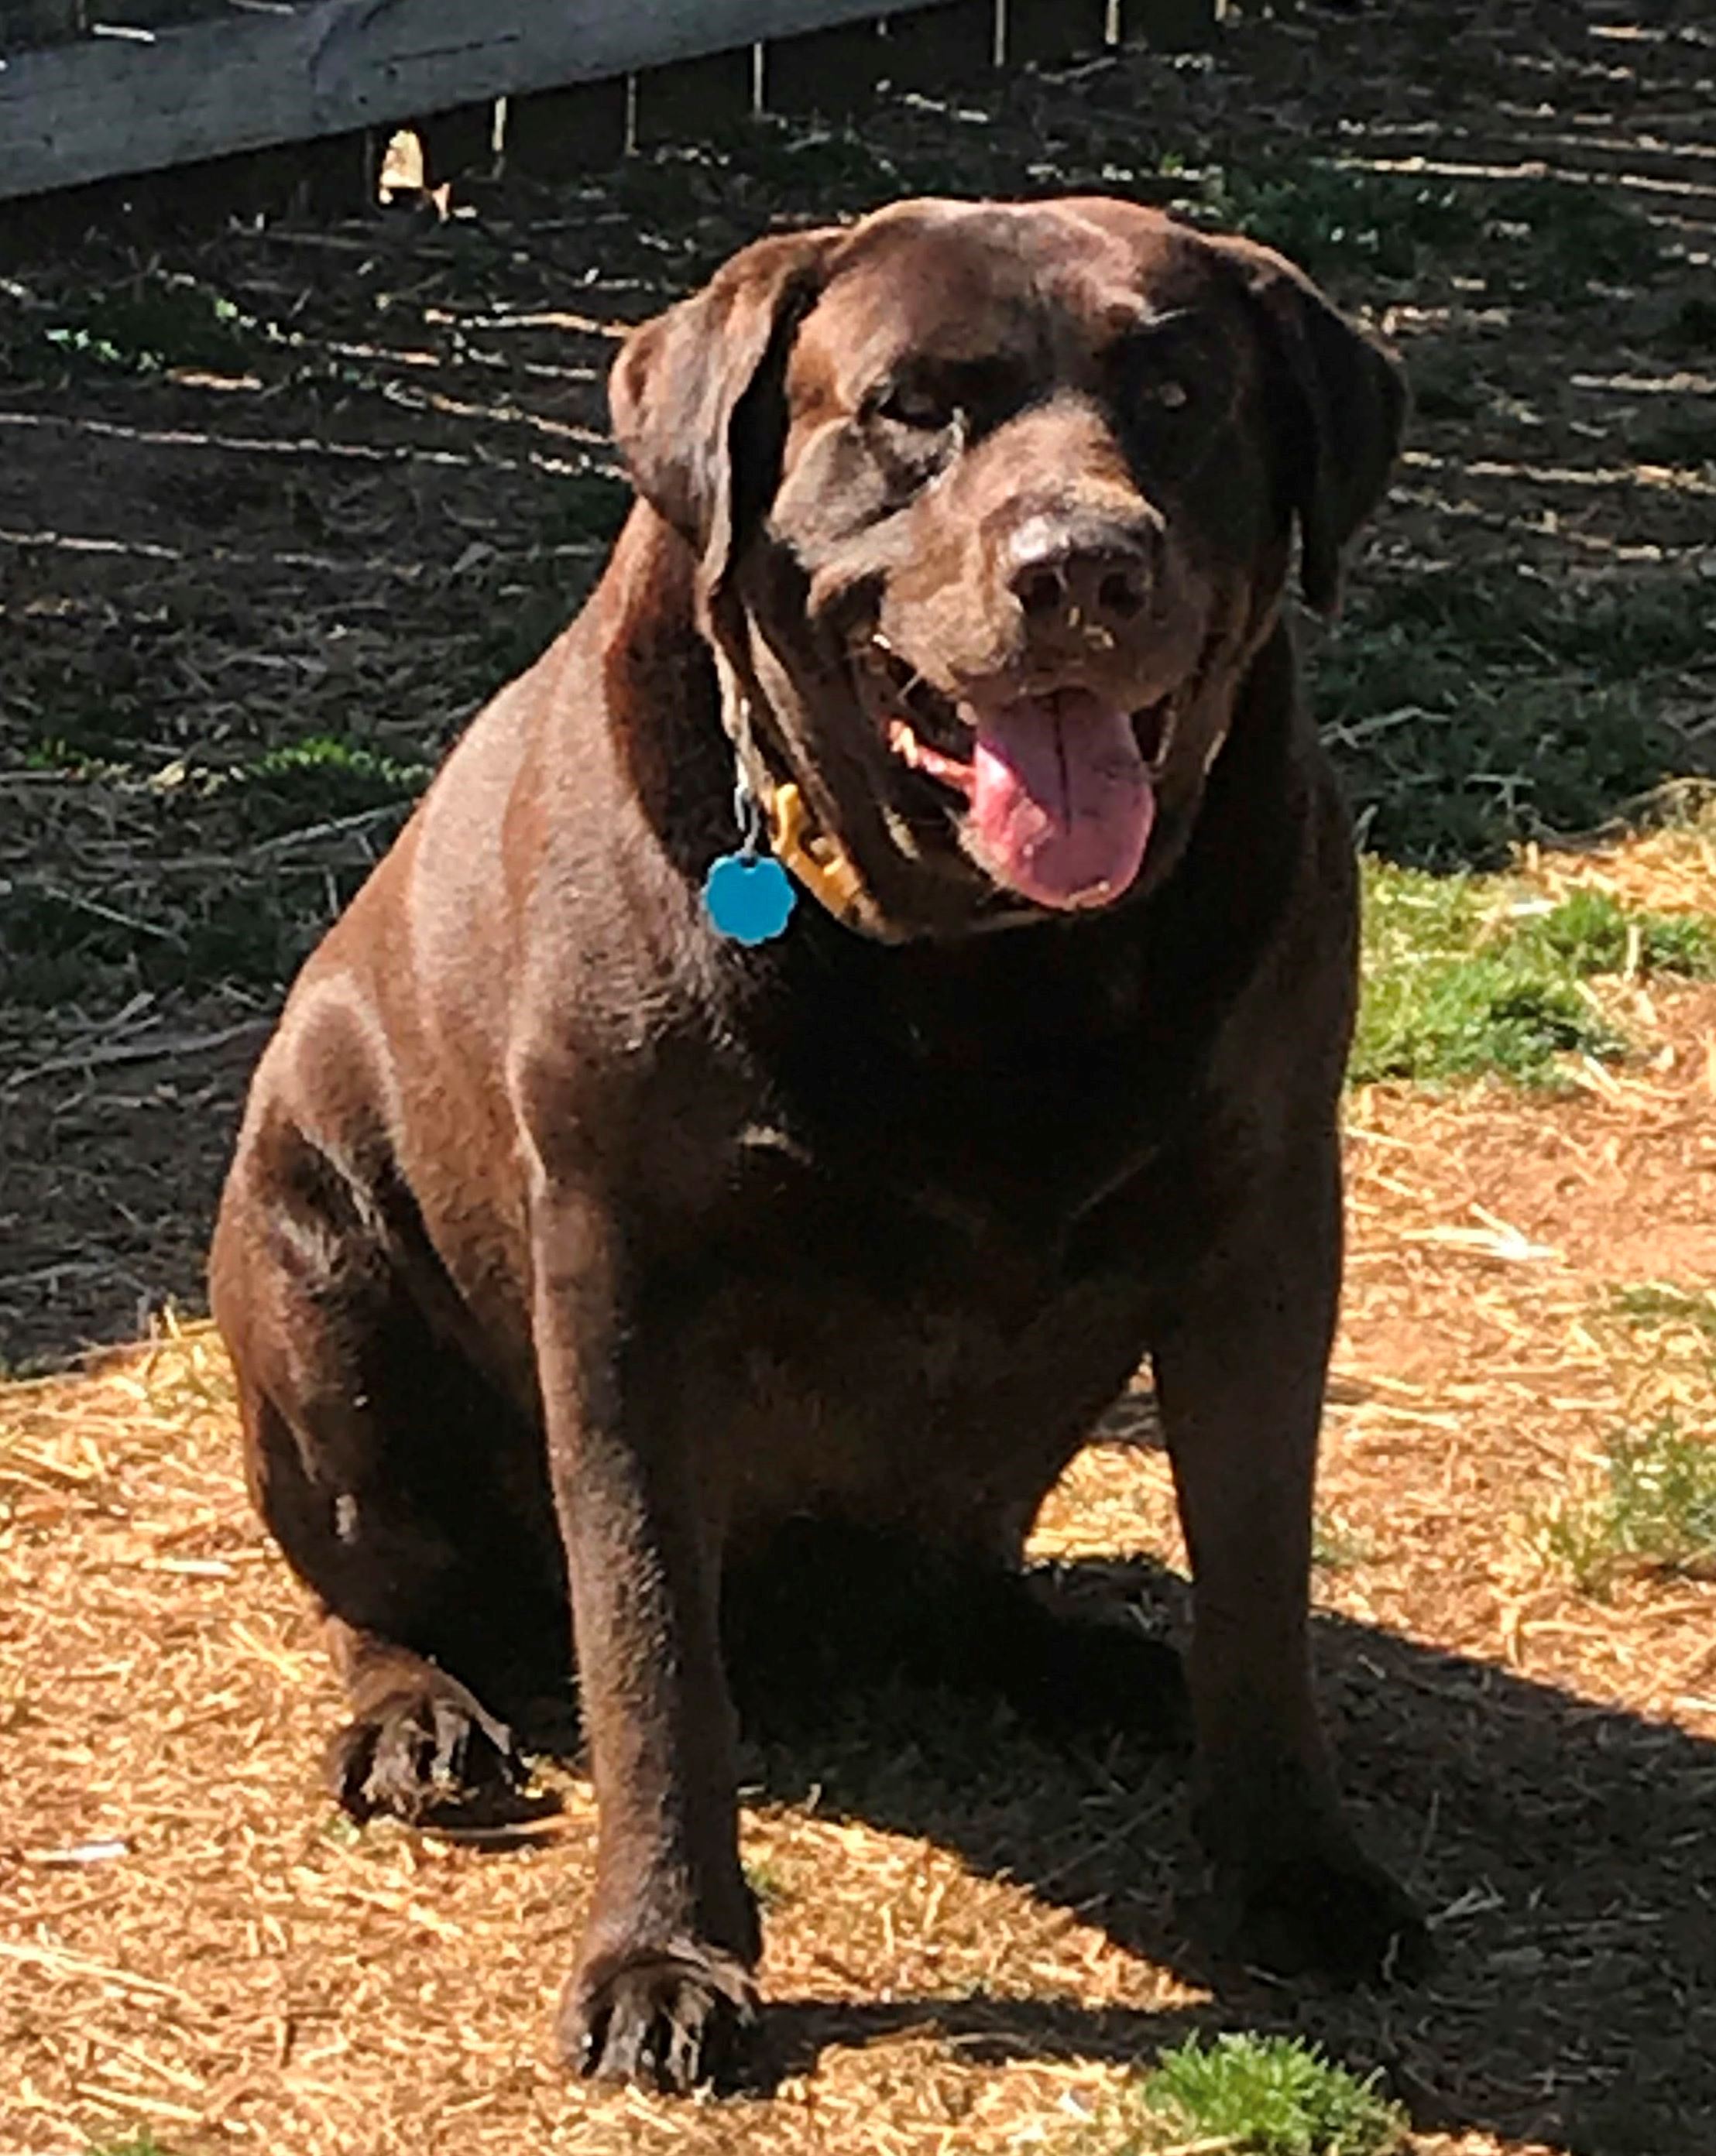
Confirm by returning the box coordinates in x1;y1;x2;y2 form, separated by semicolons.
712;643;902;941
762;779;884;935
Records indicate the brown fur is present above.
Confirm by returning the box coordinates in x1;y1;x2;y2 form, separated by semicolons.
211;196;1425;2093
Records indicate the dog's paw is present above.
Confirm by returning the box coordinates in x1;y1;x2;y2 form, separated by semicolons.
558;1942;758;2093
324;1675;531;1827
1218;1842;1435;1988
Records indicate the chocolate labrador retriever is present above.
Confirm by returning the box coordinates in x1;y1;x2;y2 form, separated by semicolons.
211;195;1426;2092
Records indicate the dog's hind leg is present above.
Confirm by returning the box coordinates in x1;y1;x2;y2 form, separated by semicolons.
214;1138;564;1826
321;1613;529;1827
240;1362;557;1825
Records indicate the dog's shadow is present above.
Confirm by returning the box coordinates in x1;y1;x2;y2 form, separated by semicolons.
734;1553;1716;2154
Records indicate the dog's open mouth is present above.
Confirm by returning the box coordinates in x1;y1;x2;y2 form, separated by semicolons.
866;645;1173;911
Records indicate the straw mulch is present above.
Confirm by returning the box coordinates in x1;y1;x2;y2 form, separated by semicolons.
5;0;1715;1376
4;827;1714;2156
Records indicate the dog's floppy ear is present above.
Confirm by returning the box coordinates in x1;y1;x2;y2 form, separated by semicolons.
1219;235;1407;615
609;228;839;588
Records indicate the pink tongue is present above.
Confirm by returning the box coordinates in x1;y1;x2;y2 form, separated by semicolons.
968;687;1155;909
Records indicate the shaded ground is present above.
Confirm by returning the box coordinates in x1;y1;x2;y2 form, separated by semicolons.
2;0;1714;1364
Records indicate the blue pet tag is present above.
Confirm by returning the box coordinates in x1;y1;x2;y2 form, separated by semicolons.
702;850;797;944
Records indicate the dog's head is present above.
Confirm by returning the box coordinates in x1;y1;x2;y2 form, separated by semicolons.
611;197;1404;936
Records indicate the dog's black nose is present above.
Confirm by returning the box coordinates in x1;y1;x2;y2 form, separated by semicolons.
1008;523;1158;639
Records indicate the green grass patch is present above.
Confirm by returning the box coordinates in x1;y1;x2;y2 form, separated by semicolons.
1498;176;1666;303
0;731;434;1006
0;733;434;1006
1312;1510;1375;1573
1330;673;1698;870
1357;868;1611;1085
1101;2032;1409;2155
744;1855;791;1910
238;734;434;840
1155;157;1656;303
1175;160;1480;281
1317;571;1714;870
1357;941;1609;1083
39;272;262;377
0;859;362;1006
1350;568;1716;683
1608;1283;1716;1342
1543;1417;1716;1596
1354;870;1716;1086
1536;886;1716;978
13;262;414;399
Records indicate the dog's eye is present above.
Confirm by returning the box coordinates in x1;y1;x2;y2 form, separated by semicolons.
877;382;958;432
1146;379;1191;411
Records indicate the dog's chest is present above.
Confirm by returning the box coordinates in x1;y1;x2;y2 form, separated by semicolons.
743;933;1197;1244
642;931;1220;1537
677;1085;1173;1547
688;1235;1152;1551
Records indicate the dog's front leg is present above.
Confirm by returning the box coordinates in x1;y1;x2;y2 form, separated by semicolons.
1151;1125;1432;1986
530;1186;758;2091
